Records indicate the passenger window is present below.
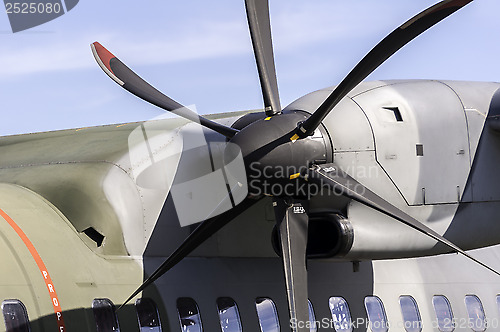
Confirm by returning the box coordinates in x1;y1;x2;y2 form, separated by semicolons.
465;295;486;332
255;298;279;332
496;295;500;320
177;297;202;332
2;300;30;332
329;296;352;332
217;297;242;332
399;296;422;332
92;298;120;332
308;300;318;332
364;296;388;332
432;295;454;332
135;298;161;332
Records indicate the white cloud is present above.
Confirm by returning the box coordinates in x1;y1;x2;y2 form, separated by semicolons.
1;0;428;78
2;1;498;86
0;20;251;78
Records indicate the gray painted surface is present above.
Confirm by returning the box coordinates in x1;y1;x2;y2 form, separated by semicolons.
4;81;500;331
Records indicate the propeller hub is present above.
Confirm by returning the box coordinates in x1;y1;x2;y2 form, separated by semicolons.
226;111;331;197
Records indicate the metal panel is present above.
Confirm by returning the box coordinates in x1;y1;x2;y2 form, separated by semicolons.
322;97;375;153
284;86;376;153
353;81;470;205
464;88;500;202
438;81;498;165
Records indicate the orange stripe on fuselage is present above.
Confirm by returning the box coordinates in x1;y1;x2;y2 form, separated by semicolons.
0;209;66;331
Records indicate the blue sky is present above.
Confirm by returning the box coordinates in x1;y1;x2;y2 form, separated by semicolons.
1;0;500;135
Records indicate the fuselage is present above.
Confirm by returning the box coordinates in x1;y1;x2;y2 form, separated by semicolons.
0;80;499;331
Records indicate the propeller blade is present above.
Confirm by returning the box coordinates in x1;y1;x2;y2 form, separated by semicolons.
245;0;282;116
273;198;310;332
308;164;500;277
118;196;259;310
91;42;239;139
298;0;473;137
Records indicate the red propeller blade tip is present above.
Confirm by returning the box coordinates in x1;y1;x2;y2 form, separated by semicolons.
91;42;124;86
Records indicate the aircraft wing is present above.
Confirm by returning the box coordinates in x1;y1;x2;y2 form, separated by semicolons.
0;111;250;257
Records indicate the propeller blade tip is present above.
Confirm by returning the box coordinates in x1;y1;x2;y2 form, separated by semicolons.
91;41;114;57
90;41;124;86
91;42;115;67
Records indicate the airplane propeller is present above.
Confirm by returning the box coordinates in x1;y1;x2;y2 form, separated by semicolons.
296;0;475;137
308;164;500;277
91;0;498;327
272;198;310;330
118;197;260;310
245;0;281;116
90;42;239;139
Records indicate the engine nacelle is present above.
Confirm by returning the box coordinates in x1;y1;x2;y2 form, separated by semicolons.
271;211;354;259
